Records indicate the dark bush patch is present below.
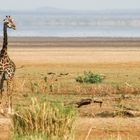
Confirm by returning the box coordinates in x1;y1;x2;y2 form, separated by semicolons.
75;71;104;84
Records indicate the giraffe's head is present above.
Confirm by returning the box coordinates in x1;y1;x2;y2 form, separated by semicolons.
3;16;16;30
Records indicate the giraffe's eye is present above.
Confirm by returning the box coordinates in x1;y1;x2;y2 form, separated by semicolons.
4;19;8;23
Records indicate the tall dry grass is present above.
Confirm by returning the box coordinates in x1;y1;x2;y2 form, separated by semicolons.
12;97;76;140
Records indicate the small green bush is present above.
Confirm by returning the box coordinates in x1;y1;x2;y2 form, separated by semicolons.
75;71;104;84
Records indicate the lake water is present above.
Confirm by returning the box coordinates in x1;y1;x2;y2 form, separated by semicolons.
0;12;140;37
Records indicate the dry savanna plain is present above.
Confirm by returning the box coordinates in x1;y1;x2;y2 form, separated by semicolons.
1;37;140;140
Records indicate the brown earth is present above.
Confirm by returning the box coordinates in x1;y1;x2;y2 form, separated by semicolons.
75;117;140;140
0;117;11;140
5;37;140;65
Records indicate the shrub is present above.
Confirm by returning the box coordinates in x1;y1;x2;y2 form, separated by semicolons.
12;97;76;140
75;71;104;84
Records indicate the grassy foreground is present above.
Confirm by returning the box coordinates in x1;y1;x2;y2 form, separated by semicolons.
7;62;140;140
12;97;76;140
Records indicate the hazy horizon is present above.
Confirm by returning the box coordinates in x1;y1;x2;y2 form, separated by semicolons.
1;0;140;11
0;11;139;37
1;0;140;37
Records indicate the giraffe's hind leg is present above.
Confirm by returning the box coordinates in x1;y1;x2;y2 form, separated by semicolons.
0;72;4;99
0;80;4;98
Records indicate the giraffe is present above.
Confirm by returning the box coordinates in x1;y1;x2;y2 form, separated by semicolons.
0;16;16;114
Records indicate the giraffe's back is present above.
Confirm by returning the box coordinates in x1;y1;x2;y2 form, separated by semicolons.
0;52;16;80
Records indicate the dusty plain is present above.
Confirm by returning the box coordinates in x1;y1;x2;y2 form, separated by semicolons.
1;37;140;140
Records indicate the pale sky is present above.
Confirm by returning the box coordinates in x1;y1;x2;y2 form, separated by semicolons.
0;0;140;11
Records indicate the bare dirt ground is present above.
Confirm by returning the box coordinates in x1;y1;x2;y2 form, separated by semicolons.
0;117;11;140
1;37;140;139
75;117;140;140
6;37;140;64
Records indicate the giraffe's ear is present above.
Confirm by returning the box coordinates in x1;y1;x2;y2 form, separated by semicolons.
4;16;8;22
3;18;8;22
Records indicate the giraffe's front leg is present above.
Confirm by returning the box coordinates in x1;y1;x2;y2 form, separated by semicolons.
0;75;4;115
7;79;13;115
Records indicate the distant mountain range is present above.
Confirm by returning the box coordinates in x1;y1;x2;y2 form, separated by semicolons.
36;7;74;13
32;7;140;15
1;7;140;15
0;7;76;14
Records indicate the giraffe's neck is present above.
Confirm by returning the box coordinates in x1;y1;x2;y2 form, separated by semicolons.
2;23;8;49
0;23;8;57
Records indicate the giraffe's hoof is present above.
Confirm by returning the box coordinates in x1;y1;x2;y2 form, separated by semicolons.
7;108;14;115
0;108;8;116
0;108;4;115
